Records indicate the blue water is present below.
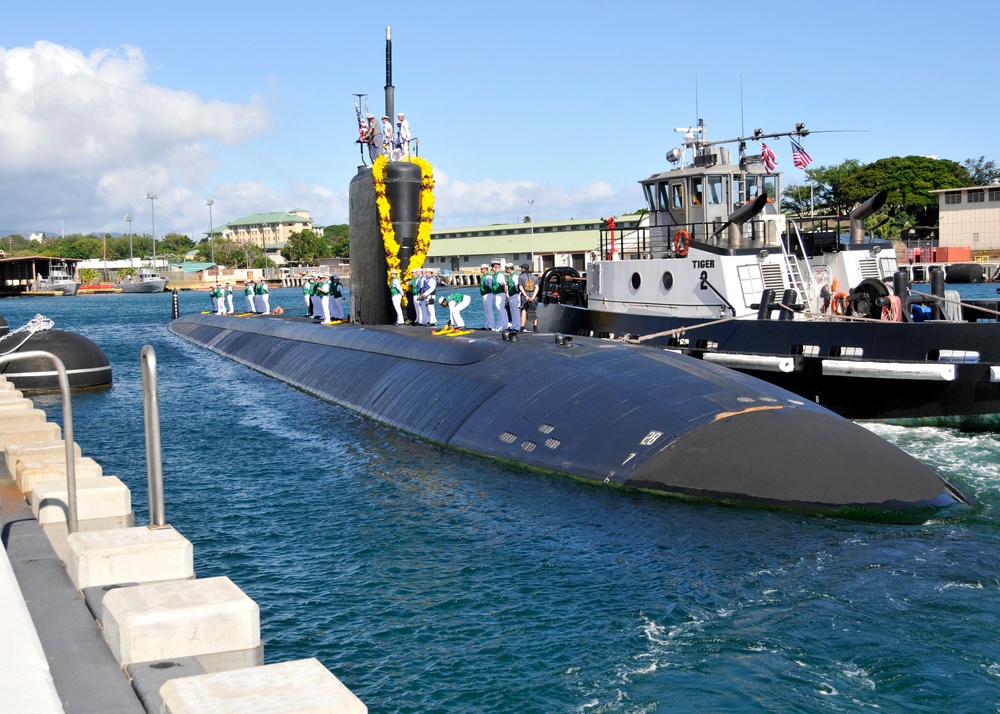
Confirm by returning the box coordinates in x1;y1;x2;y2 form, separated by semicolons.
8;287;1000;713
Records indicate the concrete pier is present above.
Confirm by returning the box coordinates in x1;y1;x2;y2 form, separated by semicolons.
0;374;369;713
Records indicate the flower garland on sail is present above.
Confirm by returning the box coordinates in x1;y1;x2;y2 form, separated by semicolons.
371;155;435;305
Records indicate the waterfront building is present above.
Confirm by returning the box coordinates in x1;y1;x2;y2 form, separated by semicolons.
425;214;644;274
932;185;1000;251
219;209;315;248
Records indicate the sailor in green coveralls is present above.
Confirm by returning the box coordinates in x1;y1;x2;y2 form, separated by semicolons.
439;291;471;329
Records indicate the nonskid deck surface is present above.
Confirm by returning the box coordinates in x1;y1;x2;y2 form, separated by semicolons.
169;313;972;519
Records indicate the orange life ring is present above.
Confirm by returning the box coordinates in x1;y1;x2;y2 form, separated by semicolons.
674;229;692;257
831;291;849;315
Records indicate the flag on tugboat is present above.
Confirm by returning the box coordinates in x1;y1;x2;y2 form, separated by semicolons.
761;143;777;172
790;138;812;169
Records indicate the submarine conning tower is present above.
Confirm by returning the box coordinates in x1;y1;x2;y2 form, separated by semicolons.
349;23;424;326
350;161;422;325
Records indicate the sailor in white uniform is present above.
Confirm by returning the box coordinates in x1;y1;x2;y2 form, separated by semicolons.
421;270;438;326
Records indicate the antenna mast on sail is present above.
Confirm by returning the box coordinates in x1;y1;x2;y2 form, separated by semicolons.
385;27;394;125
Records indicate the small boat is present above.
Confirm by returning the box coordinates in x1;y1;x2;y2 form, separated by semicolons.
35;261;80;295
118;266;168;293
537;121;1000;428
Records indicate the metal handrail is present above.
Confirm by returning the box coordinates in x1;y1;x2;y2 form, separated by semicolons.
0;351;77;533
140;346;166;527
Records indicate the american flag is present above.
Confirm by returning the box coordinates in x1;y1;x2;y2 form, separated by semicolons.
790;138;812;169
760;143;777;172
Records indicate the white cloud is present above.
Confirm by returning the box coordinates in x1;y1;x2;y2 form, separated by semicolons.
0;41;270;233
0;41;641;238
431;167;640;227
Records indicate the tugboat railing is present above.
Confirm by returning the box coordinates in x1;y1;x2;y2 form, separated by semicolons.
0;351;78;533
141;345;166;528
598;219;778;259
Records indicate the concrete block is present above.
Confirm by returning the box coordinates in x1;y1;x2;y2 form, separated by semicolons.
160;658;367;714
6;440;81;470
0;408;46;427
102;576;260;666
0;398;36;412
67;526;194;590
32;475;132;525
18;456;103;495
0;421;61;449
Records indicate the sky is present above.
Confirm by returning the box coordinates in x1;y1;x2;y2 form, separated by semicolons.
1;0;998;240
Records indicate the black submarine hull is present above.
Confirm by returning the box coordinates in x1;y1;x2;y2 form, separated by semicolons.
536;302;1000;428
169;314;971;522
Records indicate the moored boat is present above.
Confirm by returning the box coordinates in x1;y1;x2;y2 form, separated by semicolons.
34;261;80;295
118;266;168;293
537;121;1000;428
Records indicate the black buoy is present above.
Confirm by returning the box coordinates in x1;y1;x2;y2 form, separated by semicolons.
0;327;111;391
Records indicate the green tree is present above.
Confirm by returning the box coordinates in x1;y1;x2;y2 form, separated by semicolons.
781;183;813;216
324;224;349;258
79;268;100;285
160;232;195;259
807;159;864;216
963;156;1000;186
283;229;331;264
839;156;970;229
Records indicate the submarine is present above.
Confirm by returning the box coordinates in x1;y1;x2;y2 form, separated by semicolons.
169;29;971;522
0;313;111;391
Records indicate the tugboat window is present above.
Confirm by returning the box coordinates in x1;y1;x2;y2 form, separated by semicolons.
644;184;656;211
671;183;684;209
707;176;723;205
691;178;703;206
733;175;744;206
661;271;673;291
630;272;642;290
763;175;778;202
658;183;670;211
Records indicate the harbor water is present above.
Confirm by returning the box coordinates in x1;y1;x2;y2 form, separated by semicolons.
8;286;1000;713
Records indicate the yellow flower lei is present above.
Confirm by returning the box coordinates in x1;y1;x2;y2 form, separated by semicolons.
371;155;435;306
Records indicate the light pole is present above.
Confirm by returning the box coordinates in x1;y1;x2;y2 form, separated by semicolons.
527;199;535;271
124;214;134;269
145;193;157;269
205;199;215;277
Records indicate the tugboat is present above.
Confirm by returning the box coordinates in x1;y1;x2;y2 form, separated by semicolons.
118;266;168;293
537;121;1000;428
34;261;80;295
